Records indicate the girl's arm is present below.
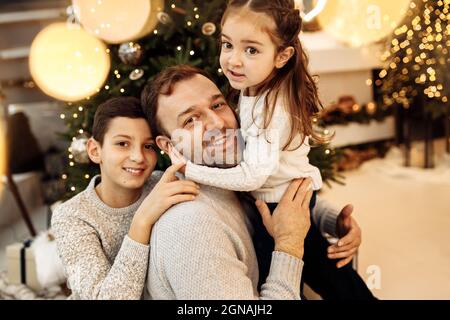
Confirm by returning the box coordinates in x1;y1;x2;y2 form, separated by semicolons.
184;111;287;191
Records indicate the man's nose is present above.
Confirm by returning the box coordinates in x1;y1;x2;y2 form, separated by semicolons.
204;110;225;131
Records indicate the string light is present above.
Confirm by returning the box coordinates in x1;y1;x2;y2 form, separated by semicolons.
60;114;66;119
380;0;448;110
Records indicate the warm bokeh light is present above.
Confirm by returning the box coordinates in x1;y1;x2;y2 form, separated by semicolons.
72;0;164;44
29;22;110;102
0;119;6;194
317;0;412;47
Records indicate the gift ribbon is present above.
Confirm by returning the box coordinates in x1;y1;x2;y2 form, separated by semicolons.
20;239;32;285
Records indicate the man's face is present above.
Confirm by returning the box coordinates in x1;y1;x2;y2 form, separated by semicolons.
155;74;243;168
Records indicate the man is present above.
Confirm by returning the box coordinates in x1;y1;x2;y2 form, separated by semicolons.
141;65;374;299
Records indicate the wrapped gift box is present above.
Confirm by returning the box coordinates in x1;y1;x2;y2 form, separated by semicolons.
6;240;42;291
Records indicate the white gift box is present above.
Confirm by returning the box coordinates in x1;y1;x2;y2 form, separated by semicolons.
6;240;42;291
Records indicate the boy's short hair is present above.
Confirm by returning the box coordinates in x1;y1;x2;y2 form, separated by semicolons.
92;96;147;144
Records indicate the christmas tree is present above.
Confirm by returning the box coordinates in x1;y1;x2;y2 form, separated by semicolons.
59;0;341;198
380;0;449;117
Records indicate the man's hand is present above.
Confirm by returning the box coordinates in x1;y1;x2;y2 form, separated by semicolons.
327;204;362;268
255;178;312;259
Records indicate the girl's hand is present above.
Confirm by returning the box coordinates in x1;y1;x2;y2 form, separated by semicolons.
168;143;187;174
129;162;200;244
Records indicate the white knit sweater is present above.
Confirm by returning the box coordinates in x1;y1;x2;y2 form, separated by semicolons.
186;91;322;202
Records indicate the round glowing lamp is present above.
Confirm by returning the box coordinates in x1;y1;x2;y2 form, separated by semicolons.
72;0;165;44
29;22;110;102
317;0;411;47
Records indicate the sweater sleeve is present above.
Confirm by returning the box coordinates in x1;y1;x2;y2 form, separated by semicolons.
147;207;302;300
312;197;339;238
52;209;150;300
185;109;287;192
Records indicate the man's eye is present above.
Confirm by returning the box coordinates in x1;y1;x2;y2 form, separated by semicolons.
222;41;232;50
184;116;198;126
246;47;258;55
212;102;225;110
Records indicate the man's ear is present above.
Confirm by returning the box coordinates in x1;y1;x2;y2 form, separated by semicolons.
275;46;295;69
87;138;101;164
156;135;172;154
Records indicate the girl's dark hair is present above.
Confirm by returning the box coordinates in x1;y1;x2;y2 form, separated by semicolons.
222;0;328;149
92;96;146;144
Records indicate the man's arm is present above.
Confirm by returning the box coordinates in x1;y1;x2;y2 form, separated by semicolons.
313;197;339;237
314;197;363;268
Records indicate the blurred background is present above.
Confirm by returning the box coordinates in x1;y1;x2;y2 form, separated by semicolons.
0;0;448;299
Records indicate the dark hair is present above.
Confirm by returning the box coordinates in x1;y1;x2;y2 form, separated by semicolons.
222;0;328;149
92;96;147;144
141;65;210;136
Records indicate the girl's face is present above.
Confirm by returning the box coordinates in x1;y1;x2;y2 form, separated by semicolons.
220;10;279;96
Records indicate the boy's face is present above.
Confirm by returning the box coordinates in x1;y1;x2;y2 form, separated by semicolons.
88;117;157;191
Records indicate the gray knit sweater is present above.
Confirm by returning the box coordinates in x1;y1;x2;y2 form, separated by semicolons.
51;172;162;300
146;184;339;300
52;172;339;300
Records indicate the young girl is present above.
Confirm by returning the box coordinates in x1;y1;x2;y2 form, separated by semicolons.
181;0;326;211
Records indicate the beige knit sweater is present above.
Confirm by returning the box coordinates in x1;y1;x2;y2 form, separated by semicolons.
52;172;339;300
51;172;162;299
146;184;338;300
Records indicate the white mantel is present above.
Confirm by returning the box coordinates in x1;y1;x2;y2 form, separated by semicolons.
301;31;384;106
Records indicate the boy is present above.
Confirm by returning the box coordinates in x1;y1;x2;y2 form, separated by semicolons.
52;97;199;299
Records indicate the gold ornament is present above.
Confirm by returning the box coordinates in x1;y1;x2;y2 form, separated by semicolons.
202;22;216;36
118;42;144;65
157;12;172;25
70;135;90;164
129;69;145;80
